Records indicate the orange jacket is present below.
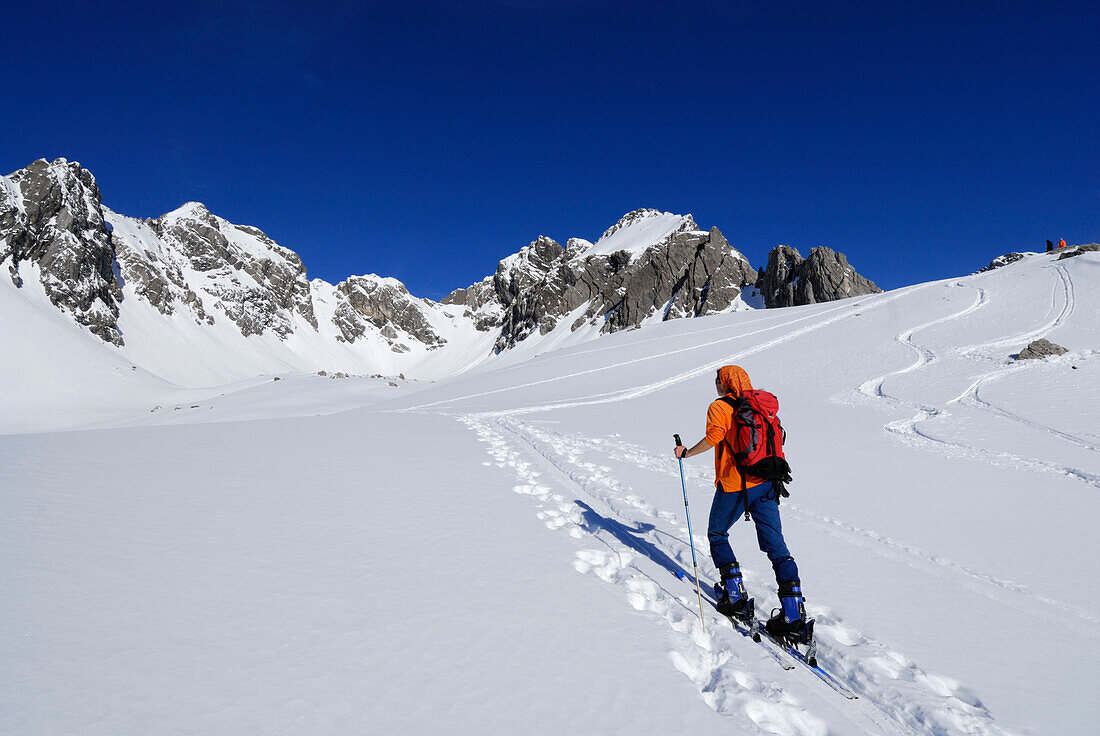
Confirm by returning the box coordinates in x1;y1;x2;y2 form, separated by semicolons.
706;365;766;492
1059;238;1067;248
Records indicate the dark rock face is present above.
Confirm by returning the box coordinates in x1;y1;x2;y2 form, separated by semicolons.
757;245;880;308
1;158;123;344
1016;338;1069;360
151;203;318;337
1057;244;1100;261
3;159;455;353
979;252;1028;272
4;159;873;365
443;212;758;351
333;276;444;351
440;275;501;331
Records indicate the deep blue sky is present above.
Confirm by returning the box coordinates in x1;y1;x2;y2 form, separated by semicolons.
3;1;1096;299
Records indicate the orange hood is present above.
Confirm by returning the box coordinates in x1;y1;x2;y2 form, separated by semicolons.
718;365;753;397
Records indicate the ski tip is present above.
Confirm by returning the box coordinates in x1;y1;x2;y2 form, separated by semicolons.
675;569;686;580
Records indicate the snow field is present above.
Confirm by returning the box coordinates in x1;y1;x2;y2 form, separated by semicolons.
3;249;1097;734
385;251;1098;734
458;413;1016;736
2;413;742;734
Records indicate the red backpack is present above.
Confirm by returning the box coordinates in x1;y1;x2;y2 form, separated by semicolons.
719;390;793;508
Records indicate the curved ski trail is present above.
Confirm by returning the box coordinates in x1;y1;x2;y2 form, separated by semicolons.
461;414;1018;736
856;266;1100;489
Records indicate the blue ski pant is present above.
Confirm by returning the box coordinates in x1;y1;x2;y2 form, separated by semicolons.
707;481;799;587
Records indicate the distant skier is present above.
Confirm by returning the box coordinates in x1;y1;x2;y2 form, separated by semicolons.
674;365;809;642
1059;238;1067;249
1046;239;1055;252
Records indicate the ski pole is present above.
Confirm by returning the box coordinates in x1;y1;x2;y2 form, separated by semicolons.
674;434;706;632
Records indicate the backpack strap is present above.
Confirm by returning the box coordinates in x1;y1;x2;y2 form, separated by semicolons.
718;395;752;521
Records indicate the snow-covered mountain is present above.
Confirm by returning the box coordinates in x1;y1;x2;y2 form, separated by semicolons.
1;159;880;385
3;241;1097;736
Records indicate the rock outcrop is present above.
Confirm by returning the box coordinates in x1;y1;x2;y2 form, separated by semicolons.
979;252;1028;272
2;160;883;372
1057;244;1100;261
443;211;758;351
333;275;445;352
1;158;123;343
1016;338;1068;360
756;244;881;308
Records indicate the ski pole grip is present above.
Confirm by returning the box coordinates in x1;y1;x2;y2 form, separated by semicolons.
674;434;682;447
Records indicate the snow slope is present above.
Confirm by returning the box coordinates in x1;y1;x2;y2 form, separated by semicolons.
576;208;695;259
3;249;1097;735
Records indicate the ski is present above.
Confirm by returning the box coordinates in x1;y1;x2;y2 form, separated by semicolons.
718;598;795;670
704;580;858;698
757;624;859;699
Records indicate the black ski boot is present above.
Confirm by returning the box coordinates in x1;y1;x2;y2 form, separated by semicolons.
765;580;813;646
714;563;752;621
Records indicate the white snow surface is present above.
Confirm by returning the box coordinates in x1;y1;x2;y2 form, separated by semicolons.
3;250;1098;735
577;209;695;259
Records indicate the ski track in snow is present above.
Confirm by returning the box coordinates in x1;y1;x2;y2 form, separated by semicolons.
457;414;1016;736
445;287;921;419
531;429;1098;629
952;375;1100;453
855;265;1100;490
406;286;928;417
407;299;866;413
396;279;1074;733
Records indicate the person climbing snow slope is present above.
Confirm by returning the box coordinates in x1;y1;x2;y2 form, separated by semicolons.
674;364;809;642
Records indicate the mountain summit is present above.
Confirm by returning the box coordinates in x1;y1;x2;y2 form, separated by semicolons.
1;158;880;380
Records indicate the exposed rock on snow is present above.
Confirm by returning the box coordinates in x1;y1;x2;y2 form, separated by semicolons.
1057;244;1100;260
148;202;318;337
444;211;758;351
1016;338;1069;360
979;252;1029;272
333;275;445;351
1;158;123;344
2;159;882;372
756;244;881;308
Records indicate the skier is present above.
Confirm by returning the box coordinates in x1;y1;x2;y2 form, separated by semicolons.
673;364;809;642
1059;238;1067;249
1046;239;1055;252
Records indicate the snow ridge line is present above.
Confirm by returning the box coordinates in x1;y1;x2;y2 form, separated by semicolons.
490;307;816;371
468;287;920;418
464;414;1015;736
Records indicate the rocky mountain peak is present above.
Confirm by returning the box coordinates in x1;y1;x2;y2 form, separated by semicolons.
756;244;881;308
332;274;445;352
3;158;885;378
1;157;121;344
439;211;758;352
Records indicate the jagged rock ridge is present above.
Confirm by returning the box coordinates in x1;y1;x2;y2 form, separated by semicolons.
1;159;122;343
2;159;882;376
756;244;882;309
442;214;758;351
